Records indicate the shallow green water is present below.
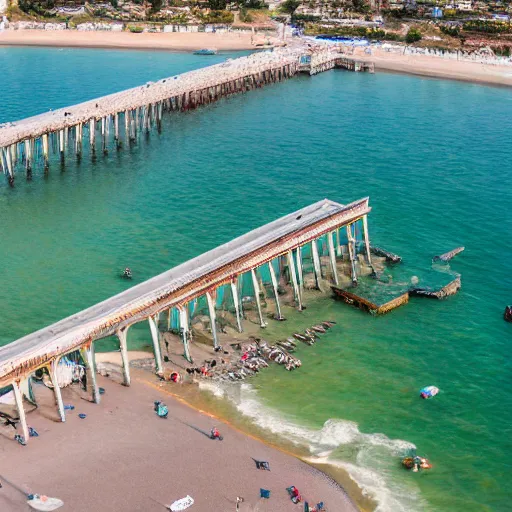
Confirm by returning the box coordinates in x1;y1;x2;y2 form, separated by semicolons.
1;47;511;511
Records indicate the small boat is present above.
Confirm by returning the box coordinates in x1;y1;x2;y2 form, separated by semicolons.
420;386;439;399
504;305;512;322
193;48;217;56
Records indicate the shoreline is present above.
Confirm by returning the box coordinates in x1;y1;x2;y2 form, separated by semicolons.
137;370;376;512
95;344;377;512
1;30;511;87
0;369;362;512
352;47;512;88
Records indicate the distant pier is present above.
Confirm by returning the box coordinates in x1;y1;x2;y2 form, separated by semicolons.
0;47;373;184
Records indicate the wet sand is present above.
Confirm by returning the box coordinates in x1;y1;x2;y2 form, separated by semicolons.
0;30;259;51
0;370;359;512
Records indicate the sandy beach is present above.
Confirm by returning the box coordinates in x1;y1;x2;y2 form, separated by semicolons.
0;30;258;52
0;369;359;512
353;47;512;88
1;29;511;87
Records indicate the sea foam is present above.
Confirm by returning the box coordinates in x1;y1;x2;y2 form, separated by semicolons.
198;380;429;512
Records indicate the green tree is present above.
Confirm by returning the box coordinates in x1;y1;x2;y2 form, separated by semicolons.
280;0;301;14
405;27;422;44
352;0;371;14
149;0;163;13
208;0;227;9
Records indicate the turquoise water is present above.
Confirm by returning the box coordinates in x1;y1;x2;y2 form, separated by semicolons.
1;47;511;511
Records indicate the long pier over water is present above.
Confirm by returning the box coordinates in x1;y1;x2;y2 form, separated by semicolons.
0;197;372;443
0;47;373;183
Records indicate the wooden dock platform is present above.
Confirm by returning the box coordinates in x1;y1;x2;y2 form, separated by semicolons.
331;286;409;315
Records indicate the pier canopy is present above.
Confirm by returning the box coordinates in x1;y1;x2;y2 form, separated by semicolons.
0;197;370;386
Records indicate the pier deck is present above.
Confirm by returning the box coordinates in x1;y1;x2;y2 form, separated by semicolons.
0;47;374;181
0;197;371;387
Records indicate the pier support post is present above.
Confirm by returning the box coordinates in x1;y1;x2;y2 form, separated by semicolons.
336;229;342;257
124;110;130;142
75;124;82;156
117;327;131;386
179;306;192;363
311;239;323;291
101;117;107;154
327;232;339;285
114;113;120;147
251;268;266;328
42;133;49;168
24;139;32;173
230;279;243;332
268;261;284;320
346;224;358;286
5;146;13;181
206;291;220;349
12;380;29;444
287;250;303;310
49;357;66;422
296;246;304;289
59;130;65;159
148;315;163;375
81;344;100;404
362;215;372;266
89;119;96;153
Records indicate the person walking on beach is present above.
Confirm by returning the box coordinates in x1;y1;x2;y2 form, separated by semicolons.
236;496;244;511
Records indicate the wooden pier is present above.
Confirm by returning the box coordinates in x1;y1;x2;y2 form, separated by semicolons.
0;47;374;184
0;197;373;443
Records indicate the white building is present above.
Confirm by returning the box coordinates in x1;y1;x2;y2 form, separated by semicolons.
456;0;472;11
0;0;8;15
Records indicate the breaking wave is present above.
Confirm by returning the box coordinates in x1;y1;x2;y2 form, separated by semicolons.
198;381;429;512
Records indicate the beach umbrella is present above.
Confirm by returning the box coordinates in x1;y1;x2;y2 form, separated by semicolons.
0;474;63;511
